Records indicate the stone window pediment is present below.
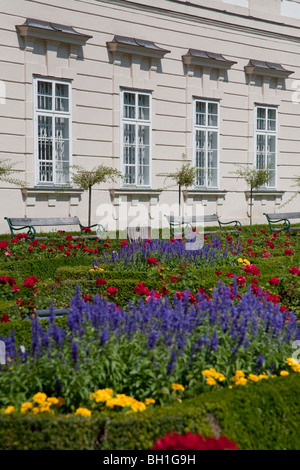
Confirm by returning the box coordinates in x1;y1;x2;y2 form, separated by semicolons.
182;49;237;69
245;59;293;79
107;35;170;59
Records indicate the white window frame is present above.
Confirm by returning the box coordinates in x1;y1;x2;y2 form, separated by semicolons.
254;104;277;189
193;98;220;189
120;89;152;188
33;77;72;186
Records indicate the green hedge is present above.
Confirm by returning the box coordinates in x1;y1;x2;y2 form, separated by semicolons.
0;256;97;281
1;374;300;450
55;265;148;282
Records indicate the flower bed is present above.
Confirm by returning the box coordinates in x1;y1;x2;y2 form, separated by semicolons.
0;225;299;449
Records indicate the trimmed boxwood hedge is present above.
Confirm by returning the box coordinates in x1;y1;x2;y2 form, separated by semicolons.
0;374;300;450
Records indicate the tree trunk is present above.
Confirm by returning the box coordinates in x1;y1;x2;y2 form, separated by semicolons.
179;184;181;216
88;185;92;227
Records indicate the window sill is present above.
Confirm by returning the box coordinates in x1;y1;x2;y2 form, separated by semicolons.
22;187;84;196
245;190;284;197
110;188;162;196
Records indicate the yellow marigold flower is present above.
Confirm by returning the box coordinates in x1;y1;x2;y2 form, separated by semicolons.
237;258;244;263
39;402;52;413
206;377;217;386
33;392;47;404
258;373;268;380
216;373;226;382
75;407;92;417
145;398;155;405
202;369;212;377
286;357;299;366
89;269;95;272
47;397;59;405
271;375;276;378
235;378;247;386
229;385;233;389
234;370;245;378
90;388;114;403
32;407;39;414
280;371;289;376
130;401;147;412
292;364;300;373
4;406;15;414
248;374;259;382
171;383;185;391
243;259;251;265
21;402;33;413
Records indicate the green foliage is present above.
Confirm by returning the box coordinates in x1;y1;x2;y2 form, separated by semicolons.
0;159;27;187
157;153;196;189
1;375;300;449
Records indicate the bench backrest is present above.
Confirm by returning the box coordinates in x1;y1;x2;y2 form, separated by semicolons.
265;212;300;220
166;214;219;224
7;217;81;226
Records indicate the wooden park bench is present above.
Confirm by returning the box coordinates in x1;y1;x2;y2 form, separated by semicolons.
166;214;242;238
4;216;105;241
263;212;300;234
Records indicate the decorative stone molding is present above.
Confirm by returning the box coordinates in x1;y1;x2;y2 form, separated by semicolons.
107;35;170;60
182;49;237;70
16;18;92;57
245;59;294;79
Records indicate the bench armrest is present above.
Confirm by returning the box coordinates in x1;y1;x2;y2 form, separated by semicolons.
4;217;36;240
218;220;242;230
263;213;291;234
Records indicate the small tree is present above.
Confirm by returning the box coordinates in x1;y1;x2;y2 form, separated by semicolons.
157;154;196;215
0;158;26;187
279;176;300;208
232;165;271;225
70;165;122;226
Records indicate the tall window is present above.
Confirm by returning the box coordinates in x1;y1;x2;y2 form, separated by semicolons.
34;78;71;185
255;105;277;188
121;90;151;187
193;99;219;188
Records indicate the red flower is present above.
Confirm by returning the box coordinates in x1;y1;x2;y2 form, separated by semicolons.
0;314;10;323
107;286;118;296
96;278;107;286
66;234;74;240
83;294;92;302
103;243;111;248
64;250;71;257
170;276;179;282
0;241;9;251
266;293;280;304
0;276;16;286
160;286;169;295
261;229;266;234
247;238;253;244
81;227;91;233
236;275;246;286
120;240;128;246
284;249;293;256
175;291;183;300
243;264;260;277
39;244;46;250
147;257;157;266
27;247;33;252
215;271;222;276
23;276;39;289
225;272;234;278
268;277;280;286
151;432;238;450
289;267;300;276
11;285;20;293
280;306;289;313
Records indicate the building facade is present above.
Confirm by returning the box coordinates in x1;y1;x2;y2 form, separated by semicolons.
0;0;300;234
